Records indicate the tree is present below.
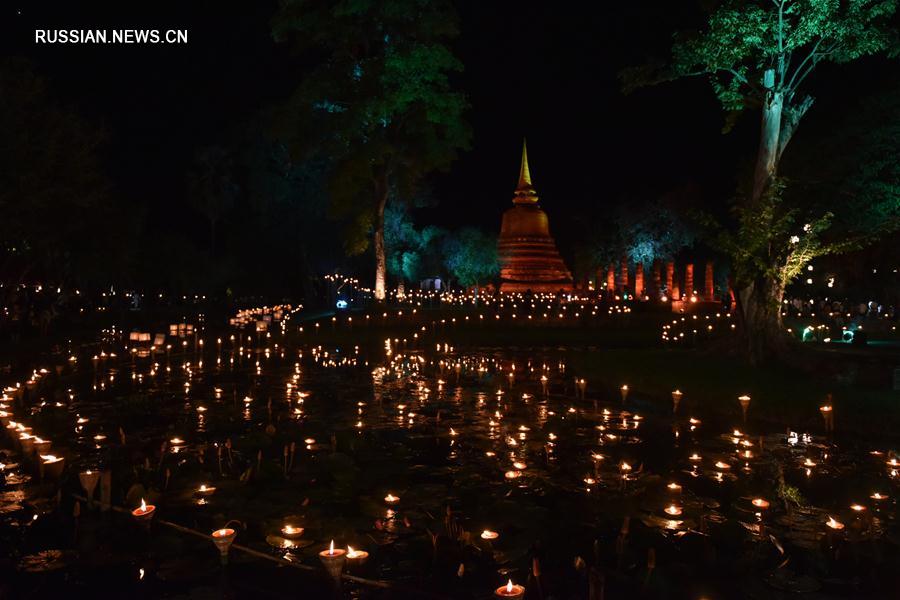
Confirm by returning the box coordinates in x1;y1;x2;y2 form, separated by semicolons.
187;145;239;256
241;136;338;301
443;228;499;295
626;0;899;362
273;0;471;300
0;59;128;301
385;199;447;284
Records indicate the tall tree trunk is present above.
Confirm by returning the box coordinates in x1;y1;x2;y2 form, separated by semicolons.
373;171;389;302
735;275;787;365
751;89;783;205
736;84;810;363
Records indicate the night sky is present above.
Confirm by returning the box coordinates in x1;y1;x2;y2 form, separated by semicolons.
2;1;890;259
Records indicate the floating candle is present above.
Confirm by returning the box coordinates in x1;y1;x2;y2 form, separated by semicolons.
752;498;770;509
480;529;499;540
664;504;682;516
319;540;346;558
281;525;304;539
132;498;156;521
495;579;525;599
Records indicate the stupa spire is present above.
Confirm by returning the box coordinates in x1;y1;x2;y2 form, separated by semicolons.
513;138;538;204
518;139;532;190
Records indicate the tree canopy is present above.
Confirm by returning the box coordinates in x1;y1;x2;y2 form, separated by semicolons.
273;0;471;298
442;228;499;289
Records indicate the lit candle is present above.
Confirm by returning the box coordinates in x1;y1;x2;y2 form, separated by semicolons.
825;516;844;530
132;498;156;521
280;525;304;539
211;528;236;564
346;546;369;560
319;539;345;558
196;484;216;497
40;454;65;479
318;539;347;581
495;579;525;599
738;395;751;422
384;493;400;505
666;482;682;493
480;529;499;540
752;498;770;509
664;504;682;516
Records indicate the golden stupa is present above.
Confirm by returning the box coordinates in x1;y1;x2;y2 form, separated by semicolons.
498;141;573;293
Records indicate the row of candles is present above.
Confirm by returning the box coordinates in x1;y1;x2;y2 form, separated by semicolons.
4;303;894;597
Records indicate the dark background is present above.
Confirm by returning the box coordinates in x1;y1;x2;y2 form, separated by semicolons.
1;1;893;283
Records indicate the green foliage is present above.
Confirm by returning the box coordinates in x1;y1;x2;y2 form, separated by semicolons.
443;228;499;288
667;0;898;114
818;87;900;237
698;179;835;288
577;199;695;274
0;58;130;288
187;145;239;253
629;0;899;304
273;0;471;256
384;200;447;282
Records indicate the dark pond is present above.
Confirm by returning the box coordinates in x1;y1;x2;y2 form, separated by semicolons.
1;308;898;598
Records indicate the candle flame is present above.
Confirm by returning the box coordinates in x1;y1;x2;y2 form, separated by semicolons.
329;539;334;555
507;580;513;592
140;498;147;512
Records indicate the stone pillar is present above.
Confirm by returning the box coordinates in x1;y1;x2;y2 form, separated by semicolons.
634;263;644;298
705;261;715;301
606;265;615;294
665;261;675;299
618;257;629;294
684;263;694;298
651;260;661;297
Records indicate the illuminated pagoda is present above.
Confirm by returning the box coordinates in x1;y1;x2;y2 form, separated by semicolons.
497;140;573;293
